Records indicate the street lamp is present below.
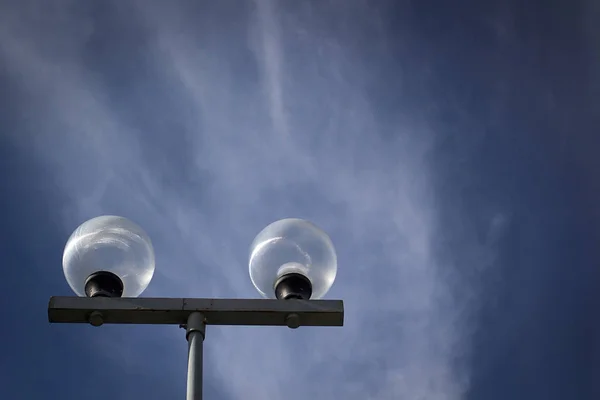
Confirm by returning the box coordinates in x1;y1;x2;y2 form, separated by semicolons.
48;216;344;400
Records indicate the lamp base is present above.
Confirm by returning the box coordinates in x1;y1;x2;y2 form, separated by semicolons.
84;271;124;298
274;273;312;300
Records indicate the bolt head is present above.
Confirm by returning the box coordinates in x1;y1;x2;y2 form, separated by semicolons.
88;311;104;327
286;313;301;329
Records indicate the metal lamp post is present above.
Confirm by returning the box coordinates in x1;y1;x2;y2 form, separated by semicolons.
48;216;344;400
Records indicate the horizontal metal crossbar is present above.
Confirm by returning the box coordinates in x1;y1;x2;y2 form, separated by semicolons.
48;296;344;327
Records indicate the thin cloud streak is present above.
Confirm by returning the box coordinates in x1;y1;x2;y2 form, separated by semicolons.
0;1;504;399
253;0;291;140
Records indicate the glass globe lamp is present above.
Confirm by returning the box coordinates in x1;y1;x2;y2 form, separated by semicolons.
62;215;155;298
249;218;337;300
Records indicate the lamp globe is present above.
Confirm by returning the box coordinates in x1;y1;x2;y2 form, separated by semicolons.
62;215;155;298
249;218;337;300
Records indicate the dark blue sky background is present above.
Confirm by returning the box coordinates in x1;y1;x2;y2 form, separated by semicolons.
1;1;599;399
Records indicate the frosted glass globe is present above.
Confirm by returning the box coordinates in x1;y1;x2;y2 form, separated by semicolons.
62;216;155;297
249;218;337;299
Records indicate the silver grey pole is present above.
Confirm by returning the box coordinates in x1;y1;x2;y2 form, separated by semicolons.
186;312;206;400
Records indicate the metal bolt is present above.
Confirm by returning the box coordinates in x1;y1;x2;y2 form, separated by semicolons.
88;311;104;327
285;313;300;329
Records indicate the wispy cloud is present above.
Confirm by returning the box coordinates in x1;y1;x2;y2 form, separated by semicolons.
1;1;505;399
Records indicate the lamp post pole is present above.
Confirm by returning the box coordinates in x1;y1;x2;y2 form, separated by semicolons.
47;296;344;400
186;312;205;400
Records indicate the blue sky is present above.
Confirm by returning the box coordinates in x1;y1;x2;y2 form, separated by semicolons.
1;1;599;399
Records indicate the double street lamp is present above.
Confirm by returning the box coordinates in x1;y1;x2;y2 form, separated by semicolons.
48;216;344;400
